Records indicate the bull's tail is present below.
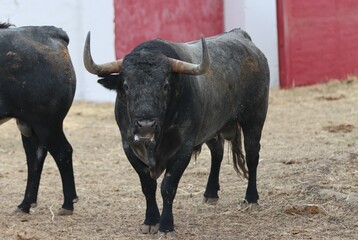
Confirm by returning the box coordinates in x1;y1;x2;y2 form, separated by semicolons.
230;124;248;179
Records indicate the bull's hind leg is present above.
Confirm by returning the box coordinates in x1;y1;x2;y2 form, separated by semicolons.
17;127;47;213
36;125;78;215
241;122;264;204
203;135;224;204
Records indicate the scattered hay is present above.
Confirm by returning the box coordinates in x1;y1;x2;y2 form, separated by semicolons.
15;231;38;240
282;160;299;165
316;94;346;101
318;189;358;206
284;205;326;216
323;124;354;133
1;77;357;239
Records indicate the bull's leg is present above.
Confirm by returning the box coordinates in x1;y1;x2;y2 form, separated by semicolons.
43;127;78;214
124;147;160;234
17;134;47;213
203;136;224;204
159;144;193;232
139;174;160;233
241;123;264;203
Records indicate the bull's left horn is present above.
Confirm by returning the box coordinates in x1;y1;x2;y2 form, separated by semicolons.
83;31;123;76
169;35;210;75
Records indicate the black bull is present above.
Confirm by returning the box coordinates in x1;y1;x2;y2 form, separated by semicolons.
84;28;269;233
0;24;78;214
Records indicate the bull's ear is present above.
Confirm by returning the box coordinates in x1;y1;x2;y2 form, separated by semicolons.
97;74;120;90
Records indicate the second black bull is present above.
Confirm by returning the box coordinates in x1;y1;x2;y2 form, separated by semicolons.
84;28;270;233
0;24;77;215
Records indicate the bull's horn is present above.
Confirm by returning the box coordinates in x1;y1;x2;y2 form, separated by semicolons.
169;35;210;75
83;31;123;76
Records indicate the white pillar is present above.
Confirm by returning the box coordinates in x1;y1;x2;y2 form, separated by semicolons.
224;0;279;87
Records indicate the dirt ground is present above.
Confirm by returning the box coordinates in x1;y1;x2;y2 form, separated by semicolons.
0;77;357;240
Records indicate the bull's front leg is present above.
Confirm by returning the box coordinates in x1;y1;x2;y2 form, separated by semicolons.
159;145;193;232
138;171;160;233
124;146;160;234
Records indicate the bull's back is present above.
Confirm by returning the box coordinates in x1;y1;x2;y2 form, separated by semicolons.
0;26;76;121
173;29;270;144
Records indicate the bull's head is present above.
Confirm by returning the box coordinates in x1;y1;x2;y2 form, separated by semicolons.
83;32;210;177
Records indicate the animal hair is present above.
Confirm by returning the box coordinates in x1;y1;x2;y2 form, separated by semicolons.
0;22;14;29
230;124;248;179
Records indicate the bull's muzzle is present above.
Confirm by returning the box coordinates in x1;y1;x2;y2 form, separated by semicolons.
134;119;157;143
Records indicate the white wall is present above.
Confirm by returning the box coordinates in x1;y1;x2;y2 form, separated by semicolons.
1;0;116;101
224;0;279;87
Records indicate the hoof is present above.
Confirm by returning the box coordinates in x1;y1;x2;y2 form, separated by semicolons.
159;231;177;239
57;208;73;216
239;200;259;211
203;197;219;205
11;207;29;215
140;223;159;234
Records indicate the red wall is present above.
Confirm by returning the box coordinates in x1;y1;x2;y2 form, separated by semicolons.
277;0;358;88
114;0;223;59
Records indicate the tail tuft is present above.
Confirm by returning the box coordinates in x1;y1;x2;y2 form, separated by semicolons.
230;125;248;179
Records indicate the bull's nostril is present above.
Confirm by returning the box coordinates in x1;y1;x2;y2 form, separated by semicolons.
135;120;142;128
149;120;156;128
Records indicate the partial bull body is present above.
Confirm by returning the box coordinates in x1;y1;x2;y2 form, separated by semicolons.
0;23;78;214
84;28;269;233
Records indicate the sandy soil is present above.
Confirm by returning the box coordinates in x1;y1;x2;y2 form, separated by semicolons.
0;77;357;240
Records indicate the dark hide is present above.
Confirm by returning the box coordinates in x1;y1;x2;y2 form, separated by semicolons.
0;25;78;213
96;28;269;232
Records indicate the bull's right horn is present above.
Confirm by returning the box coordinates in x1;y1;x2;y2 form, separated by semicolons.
83;31;123;76
169;35;210;75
